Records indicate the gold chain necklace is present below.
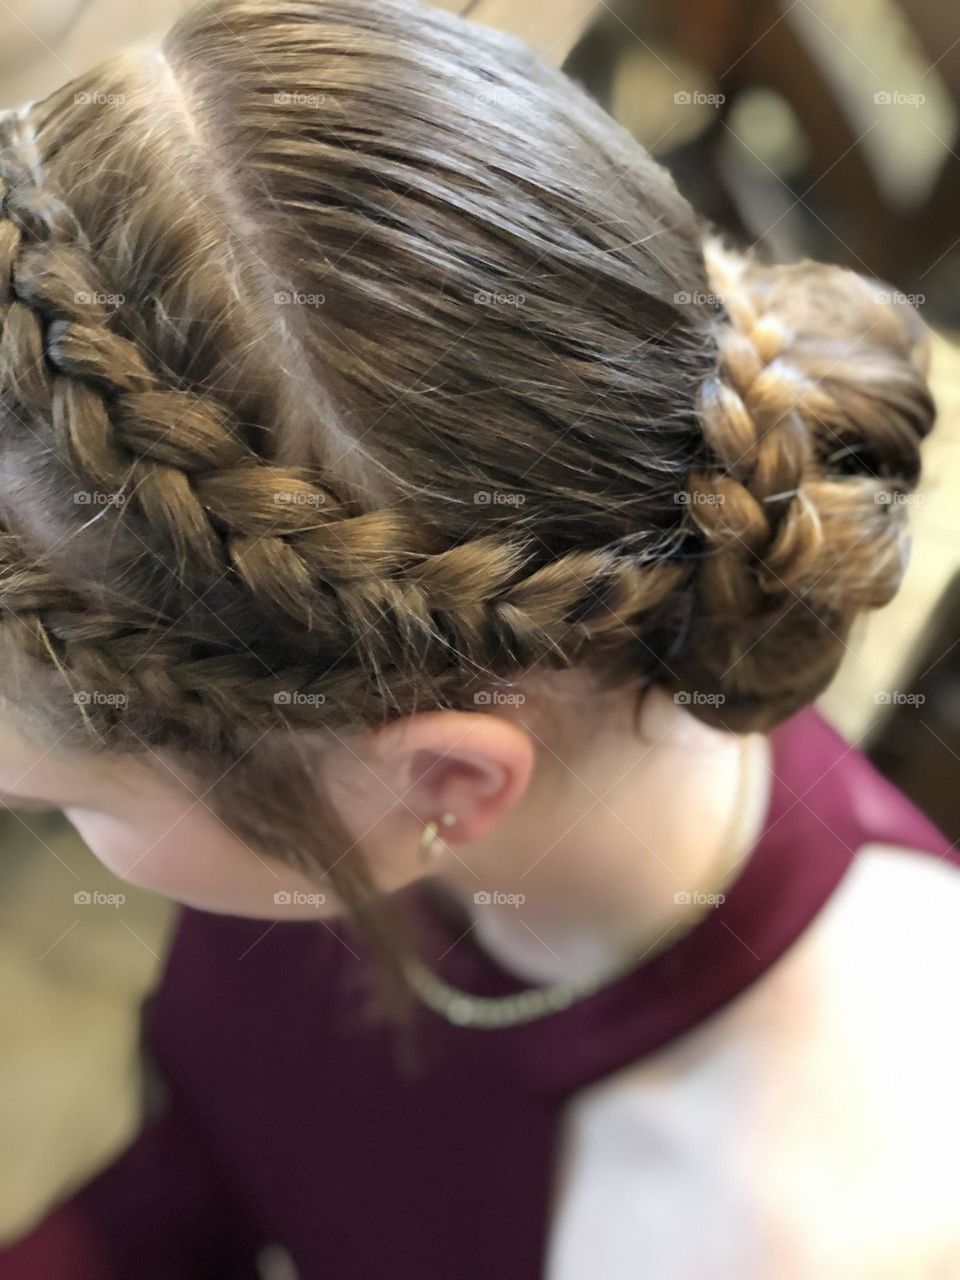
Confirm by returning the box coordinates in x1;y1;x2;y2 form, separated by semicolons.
407;734;761;1029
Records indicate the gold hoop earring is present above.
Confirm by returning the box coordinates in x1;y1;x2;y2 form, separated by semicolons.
420;812;456;864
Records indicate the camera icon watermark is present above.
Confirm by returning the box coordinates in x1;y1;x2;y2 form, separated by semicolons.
273;690;326;706
673;290;724;307
273;889;326;907
874;90;925;106
74;490;127;507
273;489;326;507
674;690;726;707
473;890;526;907
473;490;525;506
473;690;526;706
74;290;125;309
274;91;326;108
273;290;325;307
74;889;126;907
874;491;924;506
73;690;127;707
473;289;526;308
74;91;126;107
674;490;725;506
474;88;524;110
673;890;725;907
673;90;725;107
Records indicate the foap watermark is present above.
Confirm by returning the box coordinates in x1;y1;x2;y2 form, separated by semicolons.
474;289;525;308
273;889;327;908
474;489;525;507
673;90;725;107
474;690;526;707
74;91;125;108
674;490;725;506
474;87;525;110
74;690;127;707
674;691;726;708
274;690;326;707
274;290;325;307
273;489;327;507
674;290;724;307
74;890;125;907
474;890;526;908
875;290;925;307
74;490;126;507
874;90;926;107
674;890;725;907
274;91;326;108
875;490;925;506
74;290;125;309
874;690;925;707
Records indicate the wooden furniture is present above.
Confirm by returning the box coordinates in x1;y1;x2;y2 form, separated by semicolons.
638;0;960;316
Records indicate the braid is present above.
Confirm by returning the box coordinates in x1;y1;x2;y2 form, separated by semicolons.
0;46;935;752
665;237;933;730
0;114;692;743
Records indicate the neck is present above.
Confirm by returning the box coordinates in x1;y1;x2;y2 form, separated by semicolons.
434;692;773;986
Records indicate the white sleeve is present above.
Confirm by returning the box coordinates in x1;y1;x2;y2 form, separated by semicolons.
546;1040;763;1280
546;844;960;1280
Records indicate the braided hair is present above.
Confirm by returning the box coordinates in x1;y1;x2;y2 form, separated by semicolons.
672;239;932;728
0;0;934;992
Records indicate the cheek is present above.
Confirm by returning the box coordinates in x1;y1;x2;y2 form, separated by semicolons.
62;804;345;920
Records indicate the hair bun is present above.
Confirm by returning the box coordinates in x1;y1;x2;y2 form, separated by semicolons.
665;238;936;732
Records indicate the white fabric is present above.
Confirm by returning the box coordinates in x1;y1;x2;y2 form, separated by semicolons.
547;844;960;1278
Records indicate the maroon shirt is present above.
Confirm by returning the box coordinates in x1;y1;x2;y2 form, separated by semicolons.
2;709;955;1278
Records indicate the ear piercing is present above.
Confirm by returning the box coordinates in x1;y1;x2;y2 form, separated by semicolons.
420;812;456;864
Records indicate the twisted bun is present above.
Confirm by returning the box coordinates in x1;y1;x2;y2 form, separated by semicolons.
665;238;934;731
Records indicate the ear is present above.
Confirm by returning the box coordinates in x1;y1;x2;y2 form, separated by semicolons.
368;710;535;846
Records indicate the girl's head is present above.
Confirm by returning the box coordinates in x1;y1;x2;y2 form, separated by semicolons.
0;0;933;963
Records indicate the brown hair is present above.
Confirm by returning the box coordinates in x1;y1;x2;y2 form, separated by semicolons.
0;0;934;996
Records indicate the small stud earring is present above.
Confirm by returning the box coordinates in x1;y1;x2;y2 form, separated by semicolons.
420;812;456;864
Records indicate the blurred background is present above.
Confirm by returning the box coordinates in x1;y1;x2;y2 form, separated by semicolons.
2;0;959;1246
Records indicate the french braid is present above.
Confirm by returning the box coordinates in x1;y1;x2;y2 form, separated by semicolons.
0;107;692;750
0;0;936;943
